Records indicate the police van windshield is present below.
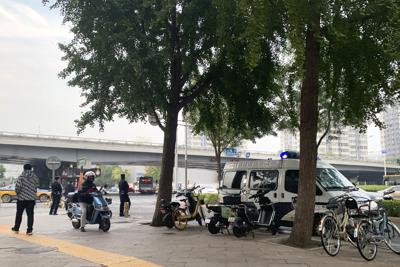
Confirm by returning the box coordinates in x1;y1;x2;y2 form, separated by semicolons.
316;168;354;190
222;171;246;189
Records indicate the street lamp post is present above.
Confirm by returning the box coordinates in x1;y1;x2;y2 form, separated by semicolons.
184;123;188;194
176;120;188;194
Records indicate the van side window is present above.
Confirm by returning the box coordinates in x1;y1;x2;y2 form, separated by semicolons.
250;170;278;190
223;171;247;189
285;170;323;195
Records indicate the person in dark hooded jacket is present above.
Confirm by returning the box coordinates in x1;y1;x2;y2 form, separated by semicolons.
78;171;97;232
12;164;39;235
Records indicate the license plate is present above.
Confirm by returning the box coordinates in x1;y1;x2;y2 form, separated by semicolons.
205;219;210;224
228;217;236;223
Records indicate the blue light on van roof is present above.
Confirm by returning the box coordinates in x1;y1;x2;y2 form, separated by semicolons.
280;151;299;159
280;151;289;159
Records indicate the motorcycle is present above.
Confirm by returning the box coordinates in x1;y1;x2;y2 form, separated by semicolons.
232;189;278;237
160;199;181;228
69;189;112;232
172;185;207;230
206;203;237;234
66;186;112;218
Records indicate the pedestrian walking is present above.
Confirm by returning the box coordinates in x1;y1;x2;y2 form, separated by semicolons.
11;164;39;235
118;174;131;217
49;176;62;215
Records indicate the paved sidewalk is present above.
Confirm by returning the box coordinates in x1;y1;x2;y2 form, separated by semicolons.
0;199;399;267
1;215;400;267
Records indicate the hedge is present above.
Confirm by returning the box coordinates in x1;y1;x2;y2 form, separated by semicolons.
194;193;219;205
377;200;400;217
359;185;389;192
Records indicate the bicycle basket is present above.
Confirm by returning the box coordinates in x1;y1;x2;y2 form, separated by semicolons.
345;197;359;216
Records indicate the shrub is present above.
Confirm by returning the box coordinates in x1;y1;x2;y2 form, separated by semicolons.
194;193;219;204
377;200;400;217
359;185;389;192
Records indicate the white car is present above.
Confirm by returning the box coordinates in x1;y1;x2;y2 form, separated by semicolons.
378;185;400;200
198;184;219;194
358;188;384;201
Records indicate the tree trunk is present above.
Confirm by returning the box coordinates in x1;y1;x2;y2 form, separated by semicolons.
288;8;320;247
216;151;222;181
151;109;178;226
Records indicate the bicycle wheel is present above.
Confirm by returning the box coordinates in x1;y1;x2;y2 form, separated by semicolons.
173;208;188;231
320;215;341;256
356;221;377;261
380;220;400;254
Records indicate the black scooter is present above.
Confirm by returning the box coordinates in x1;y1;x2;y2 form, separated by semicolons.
232;189;277;237
160;199;181;228
206;194;241;234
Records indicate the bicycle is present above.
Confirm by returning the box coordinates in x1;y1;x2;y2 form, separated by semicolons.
355;200;400;261
173;185;206;230
320;194;361;256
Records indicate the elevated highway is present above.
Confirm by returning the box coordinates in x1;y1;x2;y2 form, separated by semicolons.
0;131;397;183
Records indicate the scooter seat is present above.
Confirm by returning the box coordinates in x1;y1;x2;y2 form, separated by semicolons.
326;203;338;210
207;205;221;213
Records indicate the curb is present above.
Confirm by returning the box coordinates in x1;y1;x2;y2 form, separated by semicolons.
389;217;400;223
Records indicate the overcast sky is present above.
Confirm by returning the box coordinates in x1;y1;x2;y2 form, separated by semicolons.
0;0;382;155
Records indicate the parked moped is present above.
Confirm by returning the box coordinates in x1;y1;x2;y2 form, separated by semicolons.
160;199;181;228
173;185;207;230
232;189;278;237
206;203;237;234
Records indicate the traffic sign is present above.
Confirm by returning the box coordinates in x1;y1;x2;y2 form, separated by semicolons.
245;152;251;159
226;148;238;157
77;158;88;168
46;156;61;170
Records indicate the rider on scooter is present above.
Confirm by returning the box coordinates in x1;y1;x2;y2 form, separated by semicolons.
78;171;97;232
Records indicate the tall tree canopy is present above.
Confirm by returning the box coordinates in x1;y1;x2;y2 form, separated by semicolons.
45;0;277;225
217;0;400;247
185;87;276;181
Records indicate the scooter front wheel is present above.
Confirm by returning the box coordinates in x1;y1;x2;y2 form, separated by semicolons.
100;218;111;232
207;218;220;234
173;208;188;231
162;213;174;229
232;219;247;238
72;219;81;229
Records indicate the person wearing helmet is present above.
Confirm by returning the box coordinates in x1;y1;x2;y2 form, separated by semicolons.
78;171;97;232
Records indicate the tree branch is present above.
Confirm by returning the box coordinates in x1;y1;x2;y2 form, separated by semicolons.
317;94;334;148
150;104;166;132
178;69;215;109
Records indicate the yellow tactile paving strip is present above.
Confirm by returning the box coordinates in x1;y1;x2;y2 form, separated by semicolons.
0;225;162;267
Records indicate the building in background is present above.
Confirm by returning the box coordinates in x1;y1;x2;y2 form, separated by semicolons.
280;127;368;160
381;104;400;160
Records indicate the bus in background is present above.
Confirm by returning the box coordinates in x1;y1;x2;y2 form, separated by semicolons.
138;176;156;194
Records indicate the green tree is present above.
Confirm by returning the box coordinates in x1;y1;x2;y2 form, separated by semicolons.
45;0;276;226
96;165;129;186
185;88;275;181
144;166;161;181
0;164;5;179
217;0;400;247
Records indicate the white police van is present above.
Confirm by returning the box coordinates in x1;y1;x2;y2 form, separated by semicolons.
220;151;373;227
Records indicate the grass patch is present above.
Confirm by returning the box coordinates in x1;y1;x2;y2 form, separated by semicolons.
194;193;219;204
358;185;388;192
378;200;400;217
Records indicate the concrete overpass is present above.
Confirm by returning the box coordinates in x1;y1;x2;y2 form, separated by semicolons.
0;131;398;184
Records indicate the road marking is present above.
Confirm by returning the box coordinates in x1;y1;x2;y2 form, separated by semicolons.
0;225;161;267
